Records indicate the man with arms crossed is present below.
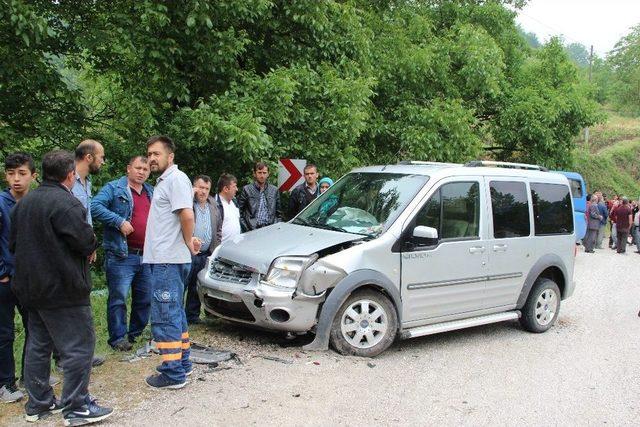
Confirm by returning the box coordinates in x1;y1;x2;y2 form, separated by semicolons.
184;175;220;325
91;156;154;351
143;135;200;389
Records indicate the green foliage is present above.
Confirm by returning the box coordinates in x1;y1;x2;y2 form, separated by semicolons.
572;111;640;198
565;42;590;68
492;38;599;168
0;0;86;153
1;0;599;178
573;140;640;199
588;25;640;116
607;24;640;115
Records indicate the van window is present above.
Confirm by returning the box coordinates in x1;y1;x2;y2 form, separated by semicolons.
490;181;530;238
415;181;480;240
530;183;574;235
569;179;583;198
297;172;429;238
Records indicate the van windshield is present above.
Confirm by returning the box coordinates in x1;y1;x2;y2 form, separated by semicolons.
293;172;429;238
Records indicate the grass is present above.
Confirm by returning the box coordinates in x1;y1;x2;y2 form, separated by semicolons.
11;291;115;379
573;110;640;198
578;109;640;154
3;287;168;425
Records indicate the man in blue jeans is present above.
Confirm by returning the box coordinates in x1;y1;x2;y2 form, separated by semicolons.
143;135;200;389
91;156;154;351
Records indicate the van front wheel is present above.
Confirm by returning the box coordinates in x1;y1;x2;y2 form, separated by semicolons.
520;278;561;333
329;289;398;357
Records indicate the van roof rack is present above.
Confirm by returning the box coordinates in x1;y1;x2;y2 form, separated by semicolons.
397;160;459;167
464;160;548;172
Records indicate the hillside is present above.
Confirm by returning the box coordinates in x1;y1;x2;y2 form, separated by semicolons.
572;111;640;199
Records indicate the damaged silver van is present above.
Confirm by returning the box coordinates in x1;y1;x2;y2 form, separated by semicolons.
197;161;576;357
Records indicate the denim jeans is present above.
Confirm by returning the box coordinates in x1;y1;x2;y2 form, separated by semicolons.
105;252;151;347
24;306;94;413
149;263;192;383
184;253;208;323
0;281;27;387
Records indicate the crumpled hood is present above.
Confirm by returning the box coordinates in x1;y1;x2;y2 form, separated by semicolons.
216;222;363;274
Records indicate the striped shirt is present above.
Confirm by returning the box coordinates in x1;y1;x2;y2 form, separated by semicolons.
71;172;92;226
194;202;212;252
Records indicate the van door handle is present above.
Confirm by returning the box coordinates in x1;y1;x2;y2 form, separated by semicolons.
469;246;485;254
493;244;508;252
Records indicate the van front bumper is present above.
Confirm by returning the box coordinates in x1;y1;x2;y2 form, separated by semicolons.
197;268;324;332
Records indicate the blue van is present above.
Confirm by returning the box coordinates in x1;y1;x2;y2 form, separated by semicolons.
554;171;587;242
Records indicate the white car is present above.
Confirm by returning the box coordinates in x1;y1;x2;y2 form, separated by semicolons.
198;161;576;357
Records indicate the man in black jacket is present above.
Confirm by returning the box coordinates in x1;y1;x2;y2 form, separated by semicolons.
288;163;319;218
9;150;113;425
237;162;282;231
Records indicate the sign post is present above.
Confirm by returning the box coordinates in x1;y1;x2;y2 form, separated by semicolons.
278;159;306;192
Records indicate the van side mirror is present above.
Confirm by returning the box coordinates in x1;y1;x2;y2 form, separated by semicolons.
413;226;438;240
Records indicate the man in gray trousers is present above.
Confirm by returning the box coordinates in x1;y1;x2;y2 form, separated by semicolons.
10;150;113;425
584;194;603;253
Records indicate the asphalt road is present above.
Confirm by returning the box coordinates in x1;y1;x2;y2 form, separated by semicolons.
8;248;640;426
113;248;640;426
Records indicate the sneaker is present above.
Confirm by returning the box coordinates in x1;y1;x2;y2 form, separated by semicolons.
25;400;64;422
111;340;133;352
156;365;193;376
145;374;187;390
0;383;24;403
63;397;113;426
91;355;106;367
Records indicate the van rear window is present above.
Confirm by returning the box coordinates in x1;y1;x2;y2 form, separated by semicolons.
569;179;583;198
530;183;574;235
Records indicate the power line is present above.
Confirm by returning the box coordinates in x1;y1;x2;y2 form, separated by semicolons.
517;10;585;46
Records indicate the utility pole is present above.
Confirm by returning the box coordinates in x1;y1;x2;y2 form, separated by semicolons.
584;45;593;147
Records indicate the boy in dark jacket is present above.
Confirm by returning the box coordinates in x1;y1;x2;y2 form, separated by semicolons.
10;150;113;424
0;153;37;403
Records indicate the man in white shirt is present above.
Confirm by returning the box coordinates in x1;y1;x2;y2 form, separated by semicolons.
215;174;241;243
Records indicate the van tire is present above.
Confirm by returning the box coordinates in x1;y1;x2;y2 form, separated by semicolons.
329;289;398;357
520;278;561;333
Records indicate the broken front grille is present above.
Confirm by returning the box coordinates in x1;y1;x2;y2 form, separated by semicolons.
203;295;255;322
209;258;253;285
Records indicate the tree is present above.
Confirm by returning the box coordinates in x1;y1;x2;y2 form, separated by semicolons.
0;1;87;156
606;24;640;114
0;0;598;178
491;38;599;167
518;25;540;49
565;42;590;68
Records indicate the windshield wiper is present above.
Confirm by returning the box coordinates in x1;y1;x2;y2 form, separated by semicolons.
292;217;310;226
307;220;346;233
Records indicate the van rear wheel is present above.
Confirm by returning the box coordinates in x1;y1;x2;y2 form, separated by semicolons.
329;289;398;357
520;278;561;333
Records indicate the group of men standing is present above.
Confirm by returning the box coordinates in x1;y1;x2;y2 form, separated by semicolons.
584;192;636;254
0;135;330;424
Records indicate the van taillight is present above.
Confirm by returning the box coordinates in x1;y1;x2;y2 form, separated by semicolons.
574;245;578;257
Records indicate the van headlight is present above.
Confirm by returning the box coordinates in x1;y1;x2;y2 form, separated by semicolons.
264;255;318;289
